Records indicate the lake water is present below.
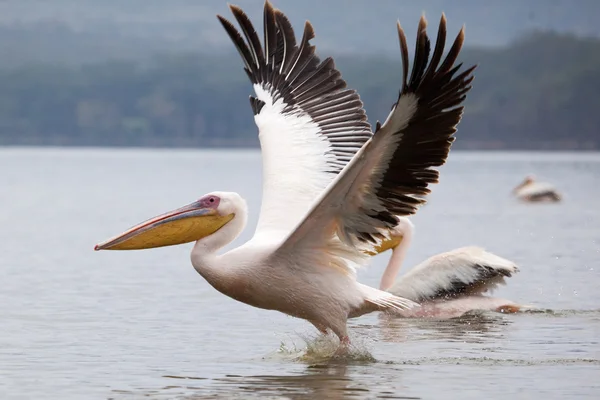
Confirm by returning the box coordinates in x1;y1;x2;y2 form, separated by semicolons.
1;148;599;399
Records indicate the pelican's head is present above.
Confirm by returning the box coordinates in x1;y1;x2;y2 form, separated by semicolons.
95;191;245;251
513;175;536;193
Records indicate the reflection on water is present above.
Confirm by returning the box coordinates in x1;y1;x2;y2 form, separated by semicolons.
377;312;512;344
108;311;600;399
520;308;600;318
198;365;370;400
2;149;600;399
107;310;600;399
113;365;420;400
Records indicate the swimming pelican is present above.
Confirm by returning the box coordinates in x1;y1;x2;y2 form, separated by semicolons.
512;175;561;202
372;218;521;319
95;1;476;350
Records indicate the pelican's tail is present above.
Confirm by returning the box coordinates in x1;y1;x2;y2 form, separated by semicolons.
360;283;418;313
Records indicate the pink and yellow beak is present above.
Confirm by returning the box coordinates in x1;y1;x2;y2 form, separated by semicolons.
94;200;234;251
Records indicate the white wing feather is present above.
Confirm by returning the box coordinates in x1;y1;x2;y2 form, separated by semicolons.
218;5;372;239
222;8;478;301
388;247;520;302
253;85;335;235
275;16;475;276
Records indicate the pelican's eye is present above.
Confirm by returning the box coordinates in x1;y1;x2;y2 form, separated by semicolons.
199;195;221;208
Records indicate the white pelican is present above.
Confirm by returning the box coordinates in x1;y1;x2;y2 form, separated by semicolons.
512;175;561;202
95;1;476;350
372;217;521;319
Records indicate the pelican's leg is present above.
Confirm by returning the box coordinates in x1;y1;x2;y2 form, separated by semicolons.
330;323;351;357
310;321;329;335
333;336;351;357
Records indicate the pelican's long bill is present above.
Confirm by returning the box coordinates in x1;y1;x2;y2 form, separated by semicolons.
94;201;234;251
366;235;403;256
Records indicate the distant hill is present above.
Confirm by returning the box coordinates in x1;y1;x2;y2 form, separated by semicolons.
0;0;599;66
0;30;598;150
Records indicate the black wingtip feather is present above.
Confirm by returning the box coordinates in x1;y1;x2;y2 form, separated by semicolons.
396;21;409;92
263;1;276;68
368;14;476;227
407;15;430;91
249;96;266;115
229;4;265;77
421;14;447;84
427;263;513;301
218;1;373;176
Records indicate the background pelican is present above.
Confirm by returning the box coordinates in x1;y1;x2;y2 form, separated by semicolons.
95;1;475;350
512;175;561;202
373;218;521;319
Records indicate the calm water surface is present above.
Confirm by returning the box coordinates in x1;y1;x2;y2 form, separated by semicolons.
1;148;599;399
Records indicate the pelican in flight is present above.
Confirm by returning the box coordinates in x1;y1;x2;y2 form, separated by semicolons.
512;175;561;202
370;218;521;319
95;1;476;350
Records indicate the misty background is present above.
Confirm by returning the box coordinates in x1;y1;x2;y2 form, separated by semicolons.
0;0;599;149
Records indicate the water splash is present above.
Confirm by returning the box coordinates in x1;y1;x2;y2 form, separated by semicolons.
273;333;376;364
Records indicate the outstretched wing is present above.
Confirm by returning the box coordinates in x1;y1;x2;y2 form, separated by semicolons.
217;2;372;237
275;15;476;276
388;247;519;302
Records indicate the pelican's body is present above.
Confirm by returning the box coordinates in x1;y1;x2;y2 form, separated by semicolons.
376;218;521;318
513;175;561;202
96;1;476;350
188;195;389;336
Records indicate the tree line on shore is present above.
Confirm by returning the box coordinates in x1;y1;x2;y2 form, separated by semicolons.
0;31;598;150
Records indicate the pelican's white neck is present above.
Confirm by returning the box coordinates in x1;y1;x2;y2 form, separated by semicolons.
379;217;414;291
190;192;248;289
